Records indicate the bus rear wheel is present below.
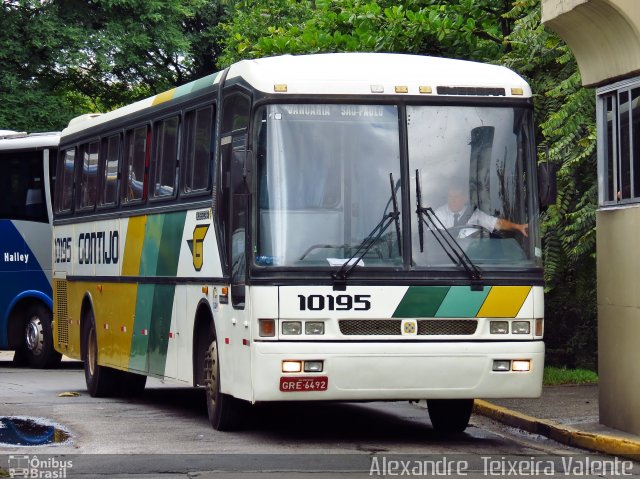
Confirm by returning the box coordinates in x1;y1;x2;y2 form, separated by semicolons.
427;399;474;433
83;309;117;397
203;337;244;431
23;304;61;369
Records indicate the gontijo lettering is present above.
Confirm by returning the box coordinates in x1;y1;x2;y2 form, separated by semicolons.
77;231;119;265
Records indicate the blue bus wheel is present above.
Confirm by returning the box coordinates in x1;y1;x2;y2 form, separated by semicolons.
23;304;61;369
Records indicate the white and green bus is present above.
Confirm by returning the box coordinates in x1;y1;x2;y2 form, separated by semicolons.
53;53;547;432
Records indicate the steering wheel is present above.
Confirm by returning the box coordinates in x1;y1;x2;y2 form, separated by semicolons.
447;224;498;239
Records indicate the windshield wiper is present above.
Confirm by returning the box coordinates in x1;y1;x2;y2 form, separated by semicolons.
415;169;482;282
332;172;401;290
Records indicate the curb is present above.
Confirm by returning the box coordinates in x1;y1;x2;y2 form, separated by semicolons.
474;400;640;460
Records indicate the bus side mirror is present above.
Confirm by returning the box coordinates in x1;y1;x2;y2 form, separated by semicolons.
538;162;558;208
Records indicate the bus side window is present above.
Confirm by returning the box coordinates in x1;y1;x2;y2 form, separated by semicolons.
57;148;76;213
182;106;214;194
78;141;99;211
152;116;179;199
100;134;120;207
123;126;149;204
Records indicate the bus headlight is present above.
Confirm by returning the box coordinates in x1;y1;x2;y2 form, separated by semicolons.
304;360;324;372
512;321;531;334
490;321;509;334
492;360;511;372
282;360;302;373
512;360;531;372
305;322;325;335
282;321;302;335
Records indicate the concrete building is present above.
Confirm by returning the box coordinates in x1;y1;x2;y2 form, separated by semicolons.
542;0;640;435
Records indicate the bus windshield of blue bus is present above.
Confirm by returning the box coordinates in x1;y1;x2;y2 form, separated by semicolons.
255;103;541;271
0;151;48;223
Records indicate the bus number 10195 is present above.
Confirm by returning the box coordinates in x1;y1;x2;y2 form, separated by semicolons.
298;294;371;311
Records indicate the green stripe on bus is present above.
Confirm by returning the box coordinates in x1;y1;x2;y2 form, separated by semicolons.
148;284;176;377
139;214;164;276
188;73;219;94
129;284;154;372
130;212;186;374
434;286;491;318
156;211;186;276
392;286;450;318
146;212;186;376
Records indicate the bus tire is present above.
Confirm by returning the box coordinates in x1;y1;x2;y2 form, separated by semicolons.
118;371;147;397
426;399;474;433
23;303;62;369
82;309;117;397
203;336;244;431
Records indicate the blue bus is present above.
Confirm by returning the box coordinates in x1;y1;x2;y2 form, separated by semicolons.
0;130;61;368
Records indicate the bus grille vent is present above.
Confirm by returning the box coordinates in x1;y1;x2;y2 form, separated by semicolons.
55;280;69;346
338;319;478;336
436;86;506;96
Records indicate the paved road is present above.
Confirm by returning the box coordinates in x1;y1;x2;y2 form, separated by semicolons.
1;356;637;478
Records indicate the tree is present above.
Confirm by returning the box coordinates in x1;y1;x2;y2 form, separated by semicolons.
0;0;226;131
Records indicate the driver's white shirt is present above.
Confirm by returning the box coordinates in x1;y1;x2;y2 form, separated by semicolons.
433;204;498;234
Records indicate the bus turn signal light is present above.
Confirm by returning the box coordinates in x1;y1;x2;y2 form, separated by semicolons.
259;319;275;337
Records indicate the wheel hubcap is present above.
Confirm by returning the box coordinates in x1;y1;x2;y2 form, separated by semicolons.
25;316;44;355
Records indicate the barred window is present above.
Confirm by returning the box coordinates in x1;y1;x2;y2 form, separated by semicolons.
599;80;640;205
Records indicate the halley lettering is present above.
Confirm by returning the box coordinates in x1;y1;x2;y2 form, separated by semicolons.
3;252;29;263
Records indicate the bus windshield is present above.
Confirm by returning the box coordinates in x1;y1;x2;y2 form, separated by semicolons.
407;105;540;269
256;103;540;271
256;104;402;268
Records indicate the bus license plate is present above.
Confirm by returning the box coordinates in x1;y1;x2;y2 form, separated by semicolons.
280;376;328;392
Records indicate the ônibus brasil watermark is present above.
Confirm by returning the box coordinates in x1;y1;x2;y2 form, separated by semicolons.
7;455;72;478
369;455;636;476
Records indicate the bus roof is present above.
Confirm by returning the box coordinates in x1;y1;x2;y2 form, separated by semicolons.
0;131;60;151
227;53;532;97
62;53;531;139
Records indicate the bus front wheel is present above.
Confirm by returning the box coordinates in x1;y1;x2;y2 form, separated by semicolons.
82;309;117;397
203;336;244;431
23;304;61;369
427;399;474;433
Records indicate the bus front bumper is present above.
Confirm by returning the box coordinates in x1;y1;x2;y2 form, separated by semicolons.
251;340;544;402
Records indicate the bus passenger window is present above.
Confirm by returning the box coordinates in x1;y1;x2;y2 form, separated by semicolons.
79;141;99;210
100;135;120;207
153;116;179;198
58;149;76;213
123;126;148;203
183;106;213;193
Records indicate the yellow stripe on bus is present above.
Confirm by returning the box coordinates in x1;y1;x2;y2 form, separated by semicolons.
152;88;176;106
477;286;531;318
122;216;147;276
94;283;138;370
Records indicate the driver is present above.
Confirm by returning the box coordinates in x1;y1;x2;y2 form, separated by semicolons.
433;187;528;237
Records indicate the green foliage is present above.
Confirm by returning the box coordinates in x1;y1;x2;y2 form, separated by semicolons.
218;0;515;63
543;367;598;386
0;0;225;130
